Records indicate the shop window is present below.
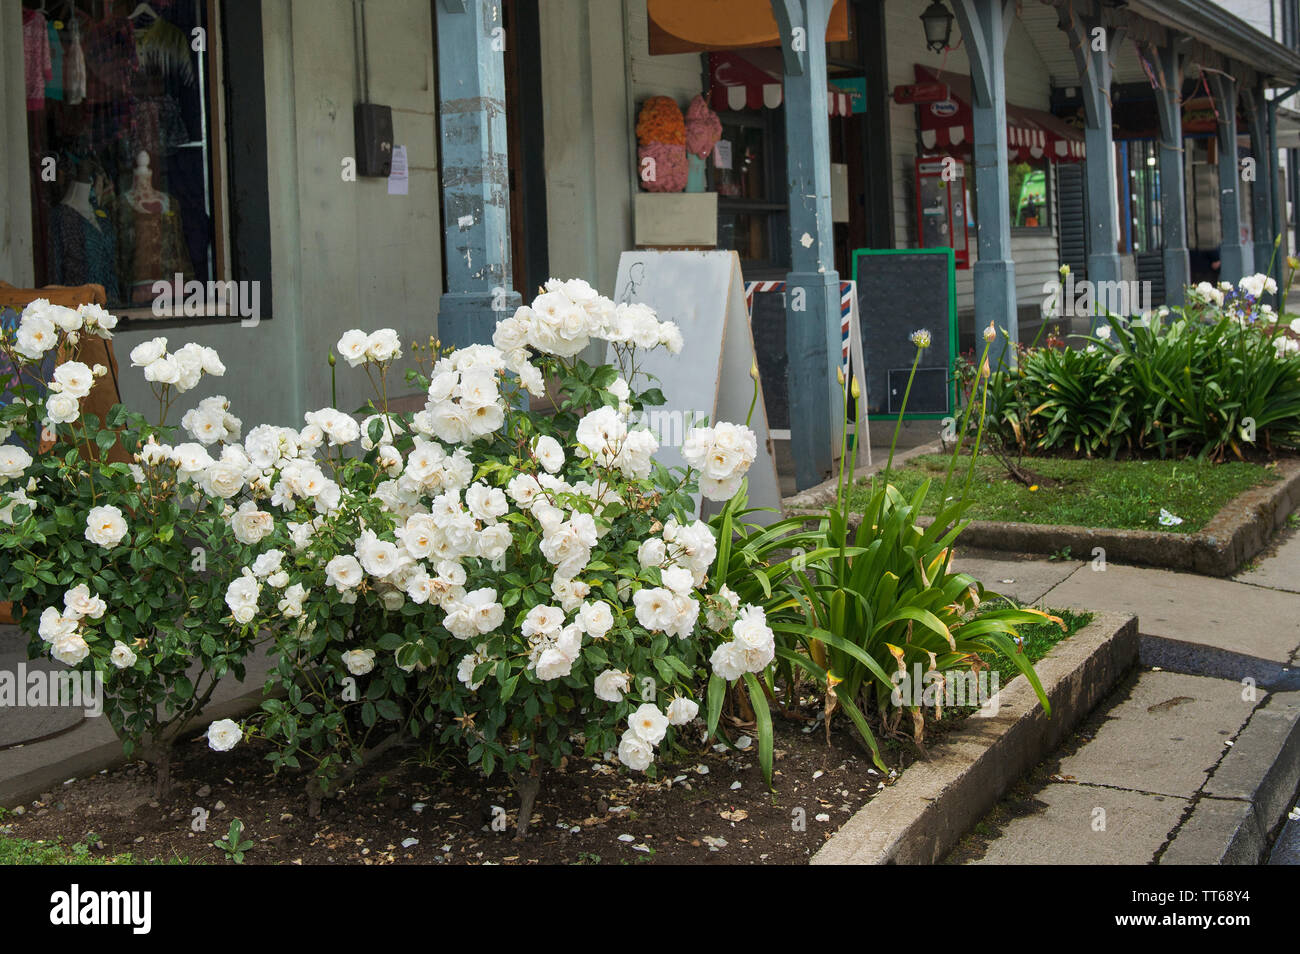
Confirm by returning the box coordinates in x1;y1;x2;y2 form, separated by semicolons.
714;111;790;274
1122;139;1163;254
21;0;264;324
962;157;1053;235
1009;158;1050;230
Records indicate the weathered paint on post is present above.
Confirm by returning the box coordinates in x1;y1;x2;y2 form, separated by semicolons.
771;0;839;491
1243;84;1276;282
1154;43;1190;306
952;0;1016;364
1059;1;1122;327
1207;71;1252;282
436;0;521;346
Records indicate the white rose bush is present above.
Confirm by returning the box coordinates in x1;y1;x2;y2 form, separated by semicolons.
1;280;802;830
0;301;266;795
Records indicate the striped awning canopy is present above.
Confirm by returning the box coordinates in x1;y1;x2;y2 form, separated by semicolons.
710;51;853;116
914;65;1085;162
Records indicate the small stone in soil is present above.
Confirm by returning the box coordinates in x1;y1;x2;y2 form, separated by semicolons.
813;770;824;779
695;765;709;775
617;834;635;842
401;837;419;848
731;781;742;790
196;785;211;797
214;800;226;811
815;813;831;822
735;735;752;750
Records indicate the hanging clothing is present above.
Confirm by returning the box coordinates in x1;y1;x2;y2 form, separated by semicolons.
65;17;87;106
23;9;52;111
126;94;191;160
45;20;64;103
47;203;121;303
84;15;138;104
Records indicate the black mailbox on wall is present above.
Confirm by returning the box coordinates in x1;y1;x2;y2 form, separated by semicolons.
354;102;394;177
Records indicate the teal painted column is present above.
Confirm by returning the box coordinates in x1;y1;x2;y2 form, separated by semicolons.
1244;84;1276;280
772;0;839;490
1060;2;1122;328
1207;72;1251;282
952;0;1016;365
1153;43;1189;306
435;0;521;347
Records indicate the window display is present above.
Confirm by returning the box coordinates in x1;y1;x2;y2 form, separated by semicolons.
23;0;216;313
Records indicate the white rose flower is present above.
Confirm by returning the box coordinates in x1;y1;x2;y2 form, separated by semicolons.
633;586;679;633
44;390;81;425
342;648;376;676
577;599;614;638
231;501;274;545
666;696;699;725
144;354;182;385
532;435;565;474
225;575;261;625
50;632;90;666
336;329;370;367
325;554;364;591
617;729;654;771
710;641;747;681
110;641;138;669
64;584;107;620
458;643;491;690
16;312;58;358
629;703;669;746
637;537;666;569
51;361;95;399
0;446;34;480
38;606;79;642
366;328;402;362
130;336;168;367
594;668;631;703
84;505;128;548
206;718;243;752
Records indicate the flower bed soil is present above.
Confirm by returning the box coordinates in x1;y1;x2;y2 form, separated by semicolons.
4;714;927;866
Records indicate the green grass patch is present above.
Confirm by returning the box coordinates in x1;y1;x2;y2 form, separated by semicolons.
0;815;188;865
980;605;1093;690
849;455;1277;533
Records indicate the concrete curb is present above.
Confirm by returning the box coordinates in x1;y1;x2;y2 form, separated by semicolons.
0;683;269;809
811;611;1138;865
798;458;1300;578
1160;689;1300;865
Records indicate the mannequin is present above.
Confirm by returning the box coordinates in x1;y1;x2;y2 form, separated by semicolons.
114;151;193;305
49;163;119;301
124;151;166;215
60;177;99;226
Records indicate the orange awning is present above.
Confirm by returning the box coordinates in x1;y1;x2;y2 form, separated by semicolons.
648;0;849;54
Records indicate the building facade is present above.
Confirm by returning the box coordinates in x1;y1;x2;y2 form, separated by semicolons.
3;0;1299;488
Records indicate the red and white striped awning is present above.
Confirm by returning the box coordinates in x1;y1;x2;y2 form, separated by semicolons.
709;51;853;116
914;65;1085;163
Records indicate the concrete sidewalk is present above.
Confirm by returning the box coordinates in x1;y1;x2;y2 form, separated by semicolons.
946;526;1300;865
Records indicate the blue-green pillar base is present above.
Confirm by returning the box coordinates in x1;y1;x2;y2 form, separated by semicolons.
1162;248;1190;306
785;270;840;490
437;290;522;350
974;258;1017;367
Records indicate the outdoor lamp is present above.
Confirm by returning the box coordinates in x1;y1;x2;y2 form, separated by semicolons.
920;0;955;54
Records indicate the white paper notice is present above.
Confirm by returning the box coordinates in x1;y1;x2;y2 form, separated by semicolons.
713;140;732;170
387;145;408;195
